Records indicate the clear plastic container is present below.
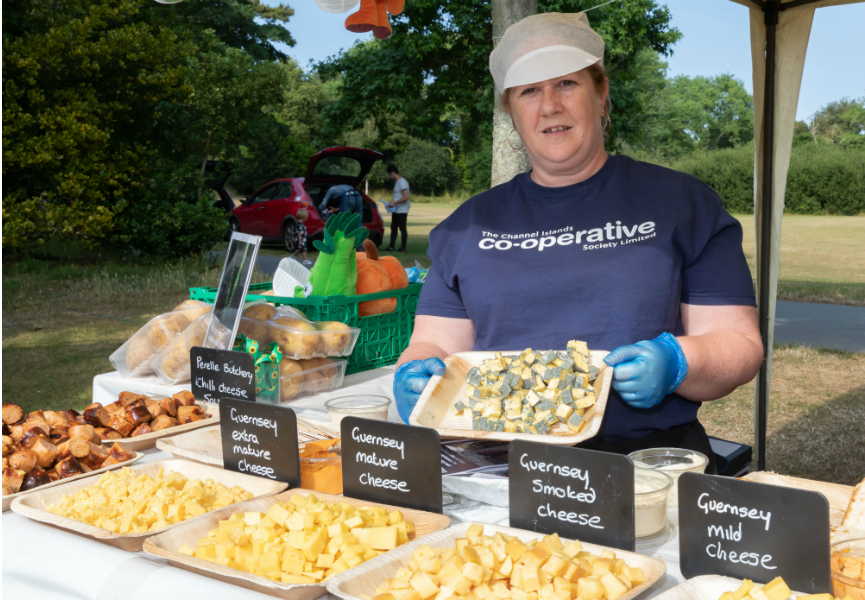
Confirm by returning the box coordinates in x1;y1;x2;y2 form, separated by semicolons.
151;313;213;385
324;396;392;425
634;468;672;538
110;301;212;378
236;305;360;360
832;537;865;600
300;445;343;495
629;447;708;508
276;358;347;403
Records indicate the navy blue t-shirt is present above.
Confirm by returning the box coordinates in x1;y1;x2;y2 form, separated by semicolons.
416;155;756;443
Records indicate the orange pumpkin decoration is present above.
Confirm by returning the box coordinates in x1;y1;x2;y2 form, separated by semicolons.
356;240;397;316
379;255;409;290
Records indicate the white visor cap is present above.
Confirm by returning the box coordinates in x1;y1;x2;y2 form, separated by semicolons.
490;12;605;95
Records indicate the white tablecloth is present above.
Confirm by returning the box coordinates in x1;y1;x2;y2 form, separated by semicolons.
6;366;686;599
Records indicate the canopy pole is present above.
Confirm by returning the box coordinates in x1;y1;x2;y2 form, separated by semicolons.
755;0;779;472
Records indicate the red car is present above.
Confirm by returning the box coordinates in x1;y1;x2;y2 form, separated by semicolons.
229;147;386;251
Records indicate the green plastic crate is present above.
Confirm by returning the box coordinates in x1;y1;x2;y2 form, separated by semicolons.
189;283;423;375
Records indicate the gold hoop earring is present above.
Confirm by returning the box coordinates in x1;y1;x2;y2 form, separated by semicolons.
508;129;525;151
601;114;611;133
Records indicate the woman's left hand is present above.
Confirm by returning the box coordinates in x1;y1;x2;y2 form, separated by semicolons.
603;333;689;410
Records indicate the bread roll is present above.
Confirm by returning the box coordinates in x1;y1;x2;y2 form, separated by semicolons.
316;321;353;355
238;304;278;345
125;334;153;373
146;312;191;349
271;317;318;359
278;358;304;400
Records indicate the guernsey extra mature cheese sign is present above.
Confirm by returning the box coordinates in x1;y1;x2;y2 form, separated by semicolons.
509;440;635;551
679;473;831;593
219;397;300;487
191;347;256;404
340;417;443;514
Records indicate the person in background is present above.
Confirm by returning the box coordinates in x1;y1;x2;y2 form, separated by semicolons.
290;209;312;265
385;165;410;252
319;183;355;218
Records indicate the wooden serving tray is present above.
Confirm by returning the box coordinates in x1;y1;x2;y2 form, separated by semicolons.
156;424;224;467
2;450;144;512
743;471;854;528
326;522;665;600
119;400;219;452
409;350;612;445
651;575;811;599
142;488;452;600
10;459;287;551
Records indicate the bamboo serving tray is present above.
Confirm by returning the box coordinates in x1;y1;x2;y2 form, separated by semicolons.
156;424;224;467
409;350;612;445
326;522;665;600
10;459;287;551
743;471;854;528
142;488;452;600
651;575;811;599
119;400;220;452
2;450;144;512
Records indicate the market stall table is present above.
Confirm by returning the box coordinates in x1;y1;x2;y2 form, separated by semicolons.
6;365;853;600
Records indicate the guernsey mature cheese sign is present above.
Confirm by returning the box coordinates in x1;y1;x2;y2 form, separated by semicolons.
340;417;443;514
219;398;300;486
679;473;831;593
509;440;635;550
191;347;256;404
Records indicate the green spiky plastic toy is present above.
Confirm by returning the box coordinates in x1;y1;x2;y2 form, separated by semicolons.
306;212;369;297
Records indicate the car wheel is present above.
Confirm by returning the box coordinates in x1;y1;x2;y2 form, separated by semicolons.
368;230;383;248
226;217;241;241
283;220;299;253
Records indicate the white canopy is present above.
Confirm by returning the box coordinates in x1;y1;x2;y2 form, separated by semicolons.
727;0;863;469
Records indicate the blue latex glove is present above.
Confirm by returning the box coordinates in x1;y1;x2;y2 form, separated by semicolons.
393;358;447;423
603;333;689;410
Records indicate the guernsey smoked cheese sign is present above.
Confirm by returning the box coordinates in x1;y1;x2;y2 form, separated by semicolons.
340;417;442;514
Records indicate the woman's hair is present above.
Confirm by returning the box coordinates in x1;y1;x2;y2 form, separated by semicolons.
296;209;308;223
500;62;611;119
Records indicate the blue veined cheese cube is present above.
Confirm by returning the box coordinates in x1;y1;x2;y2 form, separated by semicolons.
491;380;511;398
541;388;558;402
544;412;557;425
466;367;484;387
525;389;541;407
575;395;595;409
481;403;502;419
589;364;600;382
531;363;547;377
559;388;573;404
478;417;488;430
540;350;557;365
533;409;552;423
522;350;537;366
534;420;550;435
563;373;576;388
486;418;499;431
524;423;539;434
536;398;557;412
567;412;583;432
555;403;574;422
572;354;589;374
573;373;589;388
522;378;533;390
503;398;522;418
452;400;467;415
568;340;589;357
503;420;518;433
495;419;506;432
560;358;575;373
551;358;564;367
505;354;520;361
556;351;569;361
542;367;562;382
508;372;522;388
472;409;481;418
472;417;481;430
572;387;587;400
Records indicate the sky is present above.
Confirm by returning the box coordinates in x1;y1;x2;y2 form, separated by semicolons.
273;0;865;122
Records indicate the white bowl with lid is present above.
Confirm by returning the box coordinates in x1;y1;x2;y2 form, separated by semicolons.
324;395;392;425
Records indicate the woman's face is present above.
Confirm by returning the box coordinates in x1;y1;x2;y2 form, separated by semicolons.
507;69;608;179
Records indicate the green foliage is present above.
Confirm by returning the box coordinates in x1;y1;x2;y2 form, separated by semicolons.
635;145;865;216
395;139;460;196
806;97;865;147
460;140;494;193
316;0;680;155
3;0;298;256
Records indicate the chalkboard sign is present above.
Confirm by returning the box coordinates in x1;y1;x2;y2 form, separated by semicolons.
509;441;635;551
341;417;442;514
191;347;256;404
679;473;831;593
219;398;300;486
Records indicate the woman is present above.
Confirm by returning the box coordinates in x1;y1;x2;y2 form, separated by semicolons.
393;13;762;473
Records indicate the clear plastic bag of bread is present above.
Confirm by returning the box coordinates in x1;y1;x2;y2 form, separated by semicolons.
151;312;216;385
237;304;360;360
278;357;347;402
109;300;212;377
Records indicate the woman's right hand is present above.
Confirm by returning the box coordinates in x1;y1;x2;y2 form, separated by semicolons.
393;358;447;423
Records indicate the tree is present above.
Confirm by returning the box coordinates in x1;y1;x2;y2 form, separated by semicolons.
316;0;681;158
809;97;865;146
630;71;754;158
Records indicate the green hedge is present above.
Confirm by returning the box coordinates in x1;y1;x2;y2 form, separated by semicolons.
660;145;865;215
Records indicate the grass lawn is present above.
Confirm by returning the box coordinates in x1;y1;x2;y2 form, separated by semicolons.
2;212;863;484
